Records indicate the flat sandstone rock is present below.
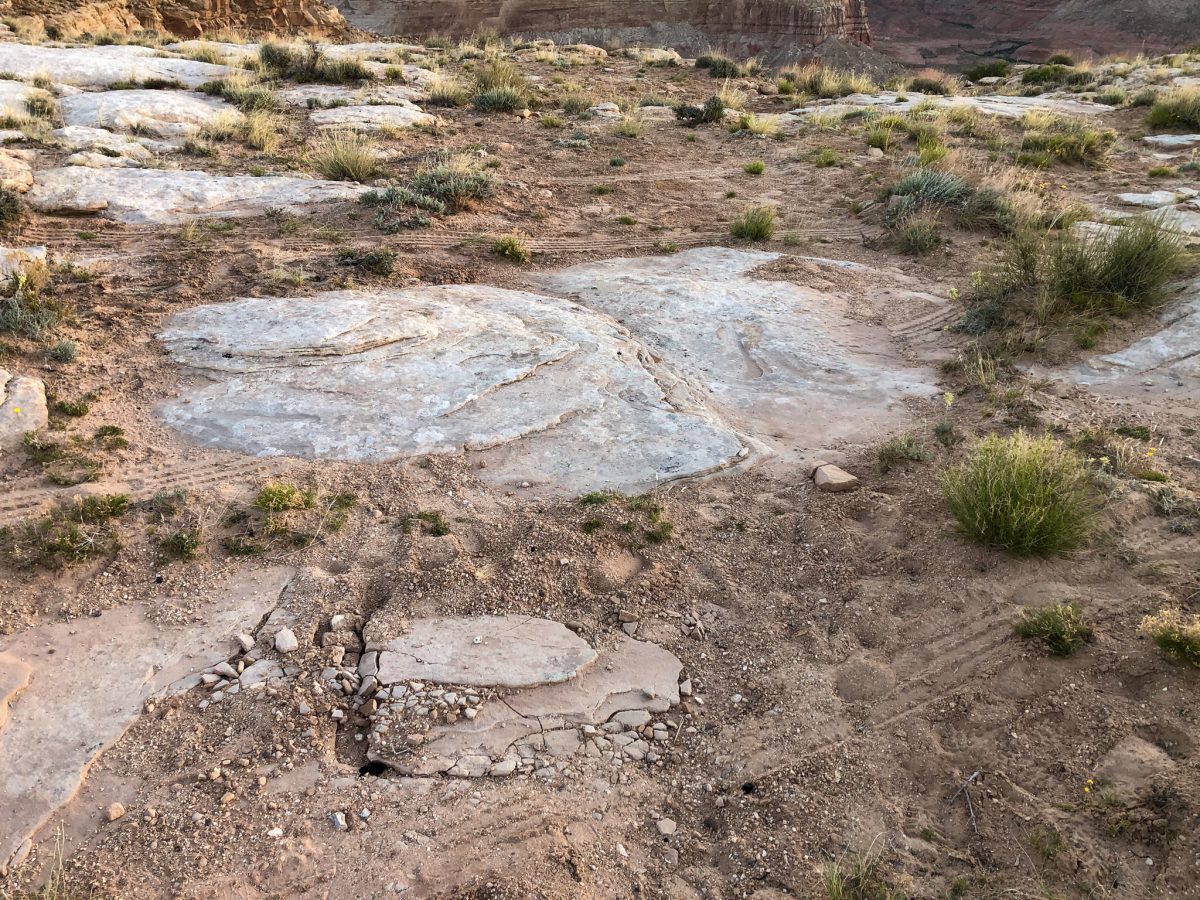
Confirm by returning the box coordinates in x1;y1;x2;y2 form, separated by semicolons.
0;367;48;452
375;616;597;688
0;43;232;89
59;90;242;138
0;567;295;875
29;168;366;224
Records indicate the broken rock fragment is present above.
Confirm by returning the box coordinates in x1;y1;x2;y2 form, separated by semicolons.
813;463;859;493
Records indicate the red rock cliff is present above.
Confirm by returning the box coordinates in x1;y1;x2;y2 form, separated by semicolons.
4;0;347;37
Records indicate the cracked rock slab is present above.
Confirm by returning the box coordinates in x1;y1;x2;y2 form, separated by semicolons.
371;637;681;777
0;43;232;89
0;80;37;120
0;567;295;874
156;283;745;494
376;616;597;688
29;167;367;225
277;83;427;106
0;367;48;452
784;90;1105;123
59;90;242;138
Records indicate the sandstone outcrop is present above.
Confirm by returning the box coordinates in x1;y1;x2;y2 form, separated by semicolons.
5;0;347;38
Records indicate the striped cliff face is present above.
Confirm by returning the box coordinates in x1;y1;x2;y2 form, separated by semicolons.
332;0;871;50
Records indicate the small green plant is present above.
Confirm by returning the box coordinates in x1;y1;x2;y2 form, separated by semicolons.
743;159;766;176
617;215;638;225
730;205;776;241
822;847;893;900
812;148;838;168
877;434;928;472
580;490;621;505
695;52;742;78
54;395;93;417
1115;424;1152;441
674;95;725;126
942;431;1095;556
895;217;941;255
1146;87;1200;130
1148;165;1175;178
414;510;451;536
613;113;646;137
49;339;78;362
591;184;613;195
1139;609;1200;667
965;60;1011;81
162;527;202;560
491;229;531;263
0;187;22;229
426;73;468;107
865;126;897;152
336;247;396;275
255;482;315;513
908;68;959;96
307;130;380;182
540;113;563;128
1014;602;1093;655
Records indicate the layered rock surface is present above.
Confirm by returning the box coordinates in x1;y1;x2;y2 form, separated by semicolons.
155;249;935;494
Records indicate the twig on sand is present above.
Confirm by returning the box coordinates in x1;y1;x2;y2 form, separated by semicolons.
947;769;982;834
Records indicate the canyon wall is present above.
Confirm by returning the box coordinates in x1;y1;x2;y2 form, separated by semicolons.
335;0;870;56
3;0;347;38
869;0;1200;66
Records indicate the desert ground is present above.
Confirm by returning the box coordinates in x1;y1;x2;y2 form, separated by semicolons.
0;22;1199;900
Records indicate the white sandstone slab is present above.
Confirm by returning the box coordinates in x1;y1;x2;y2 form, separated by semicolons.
309;100;435;131
157;284;744;492
786;90;1105;123
0;150;33;192
0;367;48;451
1117;190;1187;209
0;80;36;120
59;89;241;138
28;168;367;224
376;616;597;689
0;43;232;89
0;567;295;872
1144;134;1200;148
533;248;936;465
277;83;426;107
1068;284;1200;396
0;245;46;276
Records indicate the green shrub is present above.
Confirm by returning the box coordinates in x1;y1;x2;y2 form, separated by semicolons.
908;68;958;95
1046;53;1075;66
1147;88;1200;130
743;159;765;175
491;229;531;263
1095;87;1127;107
199;77;276;111
307;130;379;182
696;53;741;78
1022;64;1072;86
255;482;314;513
0;187;20;229
49;339;78;362
1148;165;1175;177
965;60;1011;82
878;434;928;472
942;431;1095;555
472;86;526;112
1014;602;1093;655
406;155;496;210
730;205;775;240
426;73;468;107
812;148;838;167
675;96;725;126
1140;609;1200;667
779;63;876;99
865;126;898;151
162;528;202;560
336;247;396;275
1020;122;1117;167
895;217;941;255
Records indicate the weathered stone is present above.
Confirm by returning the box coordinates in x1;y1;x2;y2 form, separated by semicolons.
376;616;596;689
656;817;677;836
0;368;48;453
0;151;33;193
29;168;366;225
276;83;428;107
274;628;299;653
0;246;47;277
0;568;295;872
813;464;859;492
309;101;436;131
1117;191;1183;209
105;802;125;822
1144;134;1200;148
0;80;37;121
0;44;233;89
59;89;242;138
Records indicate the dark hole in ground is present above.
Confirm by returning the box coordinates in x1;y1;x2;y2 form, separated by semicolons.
359;760;389;777
742;781;757;794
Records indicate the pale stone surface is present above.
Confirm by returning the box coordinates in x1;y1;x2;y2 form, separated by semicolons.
0;150;33;192
0;368;48;452
29;168;367;225
309;100;436;131
0;653;32;730
624;48;681;65
156;284;745;493
533;249;936;469
376;616;597;688
156;250;933;492
1144;134;1200;148
276;83;427;107
51;125;159;161
0;568;295;873
1068;284;1200;395
372;637;681;776
1117;190;1184;209
813;464;860;492
0;245;47;276
0;44;232;89
0;80;36;120
786;90;1105;123
59;90;242;138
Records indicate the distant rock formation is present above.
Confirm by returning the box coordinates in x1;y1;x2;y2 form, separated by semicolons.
3;0;347;38
869;0;1200;67
335;0;871;57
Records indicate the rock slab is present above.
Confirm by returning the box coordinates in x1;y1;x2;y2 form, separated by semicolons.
0;367;48;453
376;616;597;688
